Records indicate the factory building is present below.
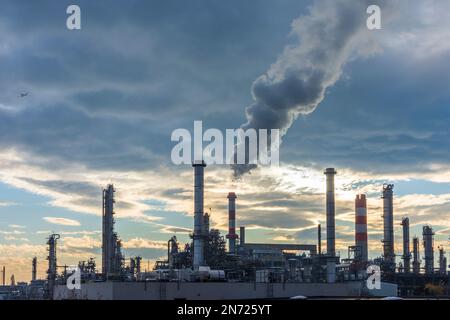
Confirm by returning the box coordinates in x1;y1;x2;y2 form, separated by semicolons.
21;163;448;300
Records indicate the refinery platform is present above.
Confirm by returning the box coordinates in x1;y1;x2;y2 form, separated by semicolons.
6;162;448;300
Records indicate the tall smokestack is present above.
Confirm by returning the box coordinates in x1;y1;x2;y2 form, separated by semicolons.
382;184;395;272
423;225;434;274
401;217;411;273
226;192;238;254
355;194;368;262
240;226;245;247
32;257;37;281
324;168;336;257
412;236;420;274
193;161;206;269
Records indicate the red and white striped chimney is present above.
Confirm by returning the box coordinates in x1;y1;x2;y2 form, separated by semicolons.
355;194;368;262
226;192;238;254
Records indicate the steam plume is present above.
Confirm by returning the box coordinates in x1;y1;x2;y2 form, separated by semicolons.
233;0;381;177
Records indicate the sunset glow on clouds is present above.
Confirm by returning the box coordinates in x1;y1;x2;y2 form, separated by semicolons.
0;0;450;281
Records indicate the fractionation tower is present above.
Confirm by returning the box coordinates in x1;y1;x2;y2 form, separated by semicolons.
32;257;37;281
47;233;60;299
226;192;238;254
192;160;206;270
423;225;434;274
438;246;447;275
412;236;420;274
239;226;245;246
102;184;124;277
324;168;337;283
324;168;337;257
382;184;395;272
401;217;411;273
355;194;368;262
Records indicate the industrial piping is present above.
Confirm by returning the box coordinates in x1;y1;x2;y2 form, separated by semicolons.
226;192;238;254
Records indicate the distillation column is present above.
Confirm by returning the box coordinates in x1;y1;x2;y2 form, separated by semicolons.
438;246;447;275
240;226;246;247
102;184;116;276
193;161;206;269
401;217;411;273
382;184;395;272
32;257;37;281
423;226;434;274
226;192;238;254
412;236;420;274
47;234;60;299
355;194;368;262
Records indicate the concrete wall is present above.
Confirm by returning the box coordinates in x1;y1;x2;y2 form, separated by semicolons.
54;281;397;300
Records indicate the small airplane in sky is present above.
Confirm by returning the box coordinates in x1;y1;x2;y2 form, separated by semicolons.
18;92;29;98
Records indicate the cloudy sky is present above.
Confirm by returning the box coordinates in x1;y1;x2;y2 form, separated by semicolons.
1;0;450;282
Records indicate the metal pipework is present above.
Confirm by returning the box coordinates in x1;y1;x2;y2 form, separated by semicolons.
193;160;206;269
412;236;420;274
355;194;368;262
401;217;411;273
423;225;434;274
324;168;337;257
226;192;238;254
382;184;395;272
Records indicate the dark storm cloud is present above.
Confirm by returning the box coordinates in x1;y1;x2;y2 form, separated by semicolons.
281;54;450;174
0;0;307;174
18;178;100;197
233;0;384;176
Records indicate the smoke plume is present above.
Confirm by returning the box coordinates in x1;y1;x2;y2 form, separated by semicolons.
233;0;382;177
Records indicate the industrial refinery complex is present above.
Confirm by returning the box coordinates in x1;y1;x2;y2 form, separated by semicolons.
0;163;449;300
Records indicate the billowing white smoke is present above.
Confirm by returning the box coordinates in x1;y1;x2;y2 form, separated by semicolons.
233;0;383;177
